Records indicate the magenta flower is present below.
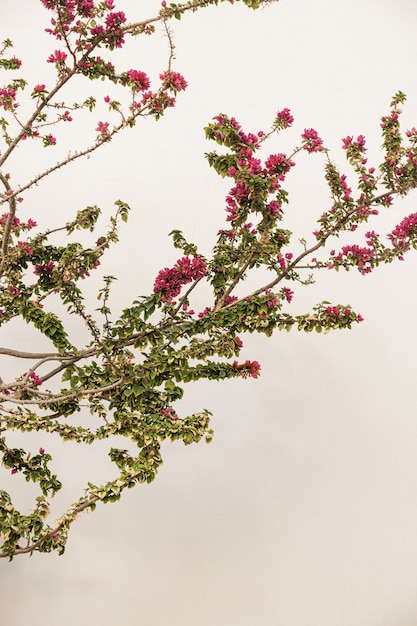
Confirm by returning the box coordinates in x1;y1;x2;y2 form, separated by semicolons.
282;287;294;303
234;336;244;349
24;372;42;387
17;241;33;255
96;121;109;135
267;200;281;215
47;50;67;63
153;256;207;301
388;213;417;249
160;71;188;92
34;261;55;276
276;108;294;128
43;134;57;146
233;360;261;379
265;153;295;176
335;244;375;274
0;88;17;111
128;70;150;91
325;305;340;317
301;128;324;153
104;11;127;47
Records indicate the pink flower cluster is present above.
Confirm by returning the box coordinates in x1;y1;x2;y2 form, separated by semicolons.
301;128;324;153
212;115;260;151
47;50;67;64
275;108;294;129
265;153;295;177
128;70;150;91
43;133;57;146
17;241;33;255
159;71;188;93
232;359;261;379
342;134;366;152
282;287;294;303
24;372;43;387
0;87;17;111
90;11;127;47
161;407;179;420
330;244;375;274
34;262;55;276
324;306;364;322
0;214;36;229
42;0;127;48
211;115;296;224
324;305;341;316
388;213;417;250
153;256;207;301
96;121;109;135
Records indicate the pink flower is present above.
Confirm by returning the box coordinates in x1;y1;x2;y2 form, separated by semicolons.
96;121;109;134
234;336;244;349
154;256;206;301
267;200;281;215
161;407;178;420
33;84;46;93
335;244;374;275
160;71;188;92
265;153;295;176
43;134;57;146
301;128;324;153
47;50;67;64
388;213;417;249
128;69;150;91
233;360;261;379
104;11;127;48
0;88;17;111
276;108;294;129
34;261;55;276
325;306;340;317
24;372;42;387
282;287;294;303
276;254;287;271
17;241;33;255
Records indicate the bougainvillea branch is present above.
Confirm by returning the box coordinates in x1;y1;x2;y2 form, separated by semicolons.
1;3;417;559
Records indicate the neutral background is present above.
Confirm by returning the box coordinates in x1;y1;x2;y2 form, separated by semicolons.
2;1;417;624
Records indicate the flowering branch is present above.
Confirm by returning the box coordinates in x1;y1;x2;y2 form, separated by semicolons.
1;2;417;560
